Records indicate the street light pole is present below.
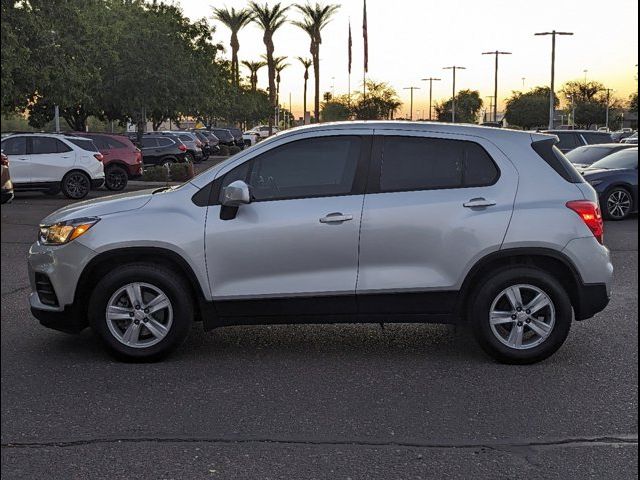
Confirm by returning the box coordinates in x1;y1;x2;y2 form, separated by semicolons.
535;30;574;129
421;77;441;121
482;50;512;124
443;66;466;123
486;96;495;122
403;86;420;121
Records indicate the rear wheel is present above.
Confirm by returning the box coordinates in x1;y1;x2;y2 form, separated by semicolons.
104;165;128;191
61;171;91;199
469;267;572;364
603;187;633;220
89;263;193;361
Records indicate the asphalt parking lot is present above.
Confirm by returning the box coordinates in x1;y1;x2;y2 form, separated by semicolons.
1;184;637;479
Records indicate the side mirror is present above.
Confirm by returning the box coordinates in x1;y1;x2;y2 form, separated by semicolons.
222;180;251;207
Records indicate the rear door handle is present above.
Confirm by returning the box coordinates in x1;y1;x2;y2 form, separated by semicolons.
463;198;496;208
319;212;353;224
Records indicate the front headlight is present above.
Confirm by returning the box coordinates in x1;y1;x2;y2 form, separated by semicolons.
588;180;603;187
39;217;100;245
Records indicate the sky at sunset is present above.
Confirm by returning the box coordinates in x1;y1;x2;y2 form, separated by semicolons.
179;0;639;118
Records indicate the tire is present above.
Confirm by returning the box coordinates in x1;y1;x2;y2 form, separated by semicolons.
162;157;177;169
469;267;572;365
186;152;195;164
61;171;91;199
602;187;633;220
88;263;193;362
104;165;128;191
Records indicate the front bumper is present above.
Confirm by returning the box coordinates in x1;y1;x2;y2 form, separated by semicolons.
30;293;87;333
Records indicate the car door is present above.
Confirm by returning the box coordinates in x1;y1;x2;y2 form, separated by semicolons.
140;137;159;164
1;136;30;184
28;136;75;183
205;132;372;317
356;130;518;315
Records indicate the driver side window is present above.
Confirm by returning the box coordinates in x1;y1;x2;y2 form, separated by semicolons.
219;136;362;203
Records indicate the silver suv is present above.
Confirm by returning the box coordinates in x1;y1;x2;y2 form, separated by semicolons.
28;122;613;363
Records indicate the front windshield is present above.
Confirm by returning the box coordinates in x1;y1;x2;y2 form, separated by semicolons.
589;149;638;170
566;146;612;165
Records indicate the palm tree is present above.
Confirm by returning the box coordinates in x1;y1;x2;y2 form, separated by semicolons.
293;2;340;123
297;57;312;121
212;7;254;87
242;60;267;91
249;2;290;134
264;55;289;104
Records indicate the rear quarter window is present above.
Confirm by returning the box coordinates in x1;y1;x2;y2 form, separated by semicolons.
67;138;98;152
532;139;584;183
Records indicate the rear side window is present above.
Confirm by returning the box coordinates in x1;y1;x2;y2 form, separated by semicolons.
84;135;110;150
158;138;174;147
31;137;71;154
67;138;99;152
378;137;499;192
106;137;128;149
582;132;612;144
1;136;27;155
178;134;193;142
532;139;584;183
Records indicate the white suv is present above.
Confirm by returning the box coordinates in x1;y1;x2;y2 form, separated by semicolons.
1;133;105;199
27;122;613;363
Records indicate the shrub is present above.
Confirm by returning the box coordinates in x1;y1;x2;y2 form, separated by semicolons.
169;162;194;182
229;146;241;155
218;145;230;157
142;165;169;182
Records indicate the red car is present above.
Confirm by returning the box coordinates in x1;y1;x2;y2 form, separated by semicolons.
72;133;142;191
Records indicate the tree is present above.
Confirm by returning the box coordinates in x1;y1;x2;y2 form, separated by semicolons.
351;80;402;120
249;2;290;135
321;95;351;122
629;92;638;114
296;57;312;120
242;60;267;91
293;2;340;124
504;87;559;129
435;90;483;124
212;7;253;87
273;56;289;105
561;80;620;129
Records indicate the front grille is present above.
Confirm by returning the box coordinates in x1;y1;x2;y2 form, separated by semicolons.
35;273;59;307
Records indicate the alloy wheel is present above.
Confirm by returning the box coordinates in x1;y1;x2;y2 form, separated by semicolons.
65;173;90;199
106;168;127;191
489;284;556;350
106;282;173;349
607;189;632;219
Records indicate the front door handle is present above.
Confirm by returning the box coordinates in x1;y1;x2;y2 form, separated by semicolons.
463;198;497;208
319;212;353;224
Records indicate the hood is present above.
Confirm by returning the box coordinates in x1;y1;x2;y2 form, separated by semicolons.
582;167;628;179
41;188;157;225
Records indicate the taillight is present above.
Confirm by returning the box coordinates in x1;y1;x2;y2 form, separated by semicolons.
178;144;187;152
94;153;104;162
566;200;604;244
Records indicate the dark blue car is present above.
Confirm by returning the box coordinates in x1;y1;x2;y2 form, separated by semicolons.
582;147;638;220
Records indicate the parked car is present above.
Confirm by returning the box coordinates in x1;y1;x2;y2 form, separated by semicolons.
542;130;614;153
72;132;142;191
192;129;220;155
611;129;634;143
582;147;638;220
220;126;245;148
28;122;612;364
1;133;104;199
1;152;13;204
242;130;260;147
191;131;211;160
137;135;189;167
209;128;236;148
155;131;204;163
622;132;638;145
565;143;635;171
249;125;280;139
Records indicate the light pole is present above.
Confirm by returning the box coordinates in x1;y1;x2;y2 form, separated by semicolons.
421;77;441;121
485;96;495;122
522;77;526;90
482;50;512;124
583;69;588;83
443;66;466;122
567;94;576;128
403;86;420;121
535;30;574;129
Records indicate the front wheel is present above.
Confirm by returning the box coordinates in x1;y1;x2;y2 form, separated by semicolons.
603;187;633;220
469;267;572;364
89;263;193;361
61;171;91;199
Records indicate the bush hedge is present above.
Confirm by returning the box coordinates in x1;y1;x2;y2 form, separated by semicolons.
229;146;241;155
218;145;230;157
142;165;169;182
169;162;194;181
